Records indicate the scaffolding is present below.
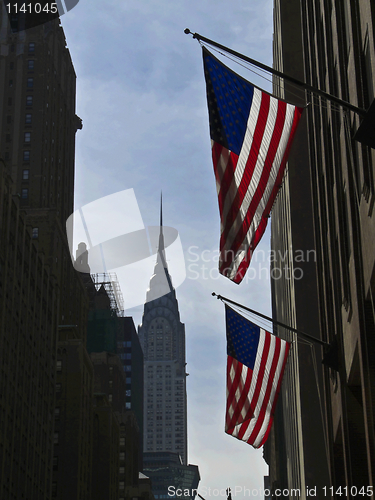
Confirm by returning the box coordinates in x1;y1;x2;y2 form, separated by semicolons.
91;272;124;316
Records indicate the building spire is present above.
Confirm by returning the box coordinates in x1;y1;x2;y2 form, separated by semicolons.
160;191;163;227
145;195;174;302
158;191;165;259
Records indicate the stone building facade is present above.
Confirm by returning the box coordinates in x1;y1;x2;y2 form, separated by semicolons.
267;0;375;496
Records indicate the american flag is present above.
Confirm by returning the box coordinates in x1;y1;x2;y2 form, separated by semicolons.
225;305;290;448
203;47;303;283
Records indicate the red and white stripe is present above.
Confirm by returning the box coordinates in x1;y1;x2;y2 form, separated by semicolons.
213;88;303;283
225;328;290;448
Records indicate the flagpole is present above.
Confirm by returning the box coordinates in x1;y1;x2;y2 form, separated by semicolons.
185;28;367;118
212;292;330;348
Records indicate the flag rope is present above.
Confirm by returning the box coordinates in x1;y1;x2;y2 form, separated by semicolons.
185;29;366;117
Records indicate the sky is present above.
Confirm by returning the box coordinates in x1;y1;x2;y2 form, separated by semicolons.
60;1;274;498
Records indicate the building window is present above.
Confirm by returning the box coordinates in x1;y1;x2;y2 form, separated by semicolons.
28;60;34;70
32;227;38;239
9;79;13;87
126;402;131;409
119;452;125;461
119;482;125;490
56;383;61;392
56;360;62;372
28;42;35;53
21;188;28;199
26;95;33;106
120;437;125;446
23;151;30;161
27;78;33;88
54;432;59;444
24;132;31;142
119;467;125;474
53;456;58;470
108;394;112;402
54;407;60;419
25;114;32;124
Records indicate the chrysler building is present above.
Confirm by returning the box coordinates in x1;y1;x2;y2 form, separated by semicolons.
138;201;188;465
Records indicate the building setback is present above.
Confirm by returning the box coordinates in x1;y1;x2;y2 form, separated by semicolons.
267;0;375;495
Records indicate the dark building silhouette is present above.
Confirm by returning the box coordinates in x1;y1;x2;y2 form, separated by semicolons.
0;4;81;226
85;276;148;500
117;316;145;467
267;0;375;495
0;160;59;499
86;276;144;449
90;352;128;414
0;0;86;333
92;393;120;500
89;347;149;500
0;4;89;499
53;326;94;500
87;283;118;354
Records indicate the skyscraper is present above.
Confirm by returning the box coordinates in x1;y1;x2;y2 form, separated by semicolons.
0;6;81;225
0;3;86;335
138;202;200;500
0;7;89;499
138;202;188;464
0;159;59;500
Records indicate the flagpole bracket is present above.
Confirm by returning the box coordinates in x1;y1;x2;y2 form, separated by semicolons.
322;336;340;372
